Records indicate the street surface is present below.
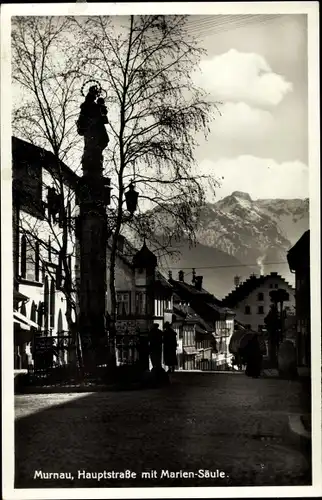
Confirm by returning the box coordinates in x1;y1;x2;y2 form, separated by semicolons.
15;372;311;488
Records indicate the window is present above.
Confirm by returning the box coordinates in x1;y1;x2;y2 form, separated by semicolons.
35;243;40;281
20;235;39;282
30;301;37;332
50;279;56;328
245;324;251;329
274;284;278;288
48;238;52;262
20;235;26;277
135;292;146;315
244;305;251;315
25;240;36;281
44;276;49;330
183;329;194;346
258;306;264;314
269;284;273;288
117;292;130;316
257;292;264;301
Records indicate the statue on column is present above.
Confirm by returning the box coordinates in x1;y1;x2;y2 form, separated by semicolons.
76;82;109;175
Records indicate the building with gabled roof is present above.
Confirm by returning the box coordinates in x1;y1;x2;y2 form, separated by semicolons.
222;272;295;335
106;236;173;337
169;271;235;370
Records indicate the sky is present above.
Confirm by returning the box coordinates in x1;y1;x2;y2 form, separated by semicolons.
186;14;308;201
11;13;309;204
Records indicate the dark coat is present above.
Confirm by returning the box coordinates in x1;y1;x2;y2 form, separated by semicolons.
148;325;163;369
163;327;178;367
242;336;263;377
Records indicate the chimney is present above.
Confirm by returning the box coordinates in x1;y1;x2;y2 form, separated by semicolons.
168;270;172;280
195;276;203;290
234;275;241;288
178;270;184;282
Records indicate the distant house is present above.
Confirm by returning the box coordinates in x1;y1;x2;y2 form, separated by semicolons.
287;230;310;367
169;271;235;370
12;137;79;371
222;272;295;356
105;237;173;365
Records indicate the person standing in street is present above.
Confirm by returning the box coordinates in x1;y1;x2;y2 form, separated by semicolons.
163;322;178;373
243;335;263;378
148;323;163;370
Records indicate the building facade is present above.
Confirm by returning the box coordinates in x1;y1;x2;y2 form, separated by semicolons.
222;272;295;333
287;230;310;367
169;271;235;370
12;137;79;370
105;237;173;365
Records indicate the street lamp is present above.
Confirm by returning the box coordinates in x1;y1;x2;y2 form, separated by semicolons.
125;180;139;216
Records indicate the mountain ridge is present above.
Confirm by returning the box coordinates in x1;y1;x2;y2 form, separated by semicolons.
156;191;309;298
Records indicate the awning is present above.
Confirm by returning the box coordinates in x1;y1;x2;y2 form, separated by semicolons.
13;289;29;303
14;311;39;330
183;346;198;355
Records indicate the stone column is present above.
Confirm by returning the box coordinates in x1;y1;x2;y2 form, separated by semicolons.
78;153;110;370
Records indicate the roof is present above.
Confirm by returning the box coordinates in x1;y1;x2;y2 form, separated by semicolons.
170;278;221;302
287;230;310;271
107;235;171;290
133;241;157;269
222;272;294;307
171;278;234;325
12;136;80;189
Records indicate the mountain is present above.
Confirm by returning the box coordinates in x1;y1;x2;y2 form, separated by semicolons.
155;191;309;298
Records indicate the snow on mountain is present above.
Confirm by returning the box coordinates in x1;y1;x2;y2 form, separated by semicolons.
134;191;309;298
255;197;309;245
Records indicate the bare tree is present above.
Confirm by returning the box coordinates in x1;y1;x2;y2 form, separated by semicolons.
12;16;84;372
74;15;220;337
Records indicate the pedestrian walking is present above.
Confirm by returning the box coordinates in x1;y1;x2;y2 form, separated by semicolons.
243;336;263;378
148;323;163;370
163;322;178;373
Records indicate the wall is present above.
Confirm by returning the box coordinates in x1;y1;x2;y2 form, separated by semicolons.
14;161;77;368
233;276;295;332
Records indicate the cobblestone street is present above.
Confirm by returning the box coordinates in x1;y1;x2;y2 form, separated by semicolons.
14;372;311;488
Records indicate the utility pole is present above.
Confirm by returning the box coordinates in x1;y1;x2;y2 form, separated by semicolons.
76;81;111;371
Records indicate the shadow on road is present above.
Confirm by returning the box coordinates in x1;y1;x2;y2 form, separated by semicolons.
14;372;312;489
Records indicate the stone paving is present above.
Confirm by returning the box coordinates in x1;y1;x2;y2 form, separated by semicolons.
14;372;311;489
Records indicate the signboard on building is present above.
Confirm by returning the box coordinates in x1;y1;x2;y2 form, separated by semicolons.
116;320;138;335
33;336;55;352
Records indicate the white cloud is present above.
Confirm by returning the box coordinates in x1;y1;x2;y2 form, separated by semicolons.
212;101;274;140
196;156;309;201
194;49;293;107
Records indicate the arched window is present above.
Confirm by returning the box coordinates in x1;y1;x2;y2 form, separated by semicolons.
20;235;26;278
30;301;37;322
44;276;49;331
20;302;26;316
35;242;40;281
57;309;64;365
30;301;37;333
57;309;63;333
37;300;43;328
257;292;264;301
50;279;56;328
